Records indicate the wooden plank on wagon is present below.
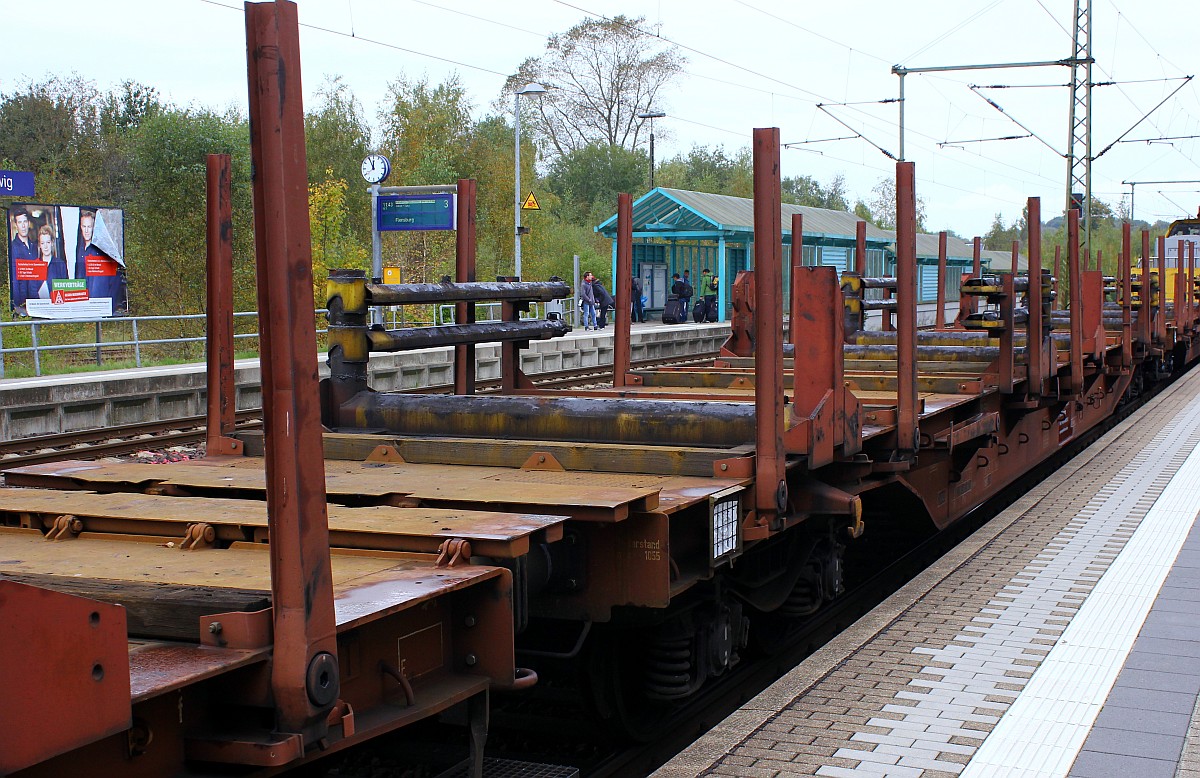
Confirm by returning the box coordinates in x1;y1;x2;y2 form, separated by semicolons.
0;571;269;642
0;487;565;557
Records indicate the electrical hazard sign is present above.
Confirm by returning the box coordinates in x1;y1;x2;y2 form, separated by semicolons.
521;191;541;210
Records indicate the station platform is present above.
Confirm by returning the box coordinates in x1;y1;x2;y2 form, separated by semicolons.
659;366;1200;778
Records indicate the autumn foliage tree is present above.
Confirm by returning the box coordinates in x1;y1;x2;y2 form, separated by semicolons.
505;16;684;159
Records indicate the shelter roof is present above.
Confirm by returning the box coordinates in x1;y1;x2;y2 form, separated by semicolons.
595;187;893;243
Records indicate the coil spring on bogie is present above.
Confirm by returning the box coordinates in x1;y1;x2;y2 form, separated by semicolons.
644;634;695;699
779;560;824;618
779;541;844;618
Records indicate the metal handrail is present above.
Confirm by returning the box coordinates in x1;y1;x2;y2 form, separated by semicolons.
0;310;328;379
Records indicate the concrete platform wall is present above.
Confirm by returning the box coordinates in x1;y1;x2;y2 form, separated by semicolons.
0;324;728;440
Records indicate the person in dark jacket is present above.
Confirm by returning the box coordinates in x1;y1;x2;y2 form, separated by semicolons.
631;276;645;323
701;268;718;321
594;278;614;328
579;272;598;330
9;208;38;313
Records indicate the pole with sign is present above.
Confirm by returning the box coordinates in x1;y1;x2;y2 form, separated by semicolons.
0;171;35;197
377;194;456;231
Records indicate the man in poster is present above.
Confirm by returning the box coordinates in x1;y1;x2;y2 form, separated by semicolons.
8;207;38;314
75;209;124;308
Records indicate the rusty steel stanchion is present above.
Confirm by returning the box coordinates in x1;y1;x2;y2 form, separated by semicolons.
1185;241;1195;328
205;153;240;456
752;127;787;529
454;178;477;394
1026;197;1044;398
613;193;633;387
791;212;845;467
1139;229;1152;351
789;213;803;344
1158;234;1168;345
1067;211;1084;396
935;231;947;329
855;219;867;276
895;161;919;456
1054;245;1062;310
1121;222;1133;370
245;0;339;743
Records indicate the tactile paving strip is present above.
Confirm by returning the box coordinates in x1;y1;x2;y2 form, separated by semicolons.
660;369;1200;778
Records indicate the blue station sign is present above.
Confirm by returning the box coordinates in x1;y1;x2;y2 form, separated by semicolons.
0;171;35;197
377;193;456;231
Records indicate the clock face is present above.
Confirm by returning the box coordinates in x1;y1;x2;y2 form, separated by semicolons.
361;154;391;184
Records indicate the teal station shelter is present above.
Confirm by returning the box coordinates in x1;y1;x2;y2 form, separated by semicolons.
596;188;1000;323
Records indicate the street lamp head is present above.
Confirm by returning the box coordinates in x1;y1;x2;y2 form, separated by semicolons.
637;110;666;119
517;82;547;96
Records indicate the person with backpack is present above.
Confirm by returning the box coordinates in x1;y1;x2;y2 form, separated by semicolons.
680;270;693;314
579;272;598;331
631;276;646;323
665;273;687;324
594;277;615;328
701;268;719;322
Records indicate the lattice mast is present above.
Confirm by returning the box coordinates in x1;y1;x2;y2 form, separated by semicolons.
1067;0;1093;253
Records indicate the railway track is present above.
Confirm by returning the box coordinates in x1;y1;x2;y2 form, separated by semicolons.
0;351;718;468
485;362;1185;777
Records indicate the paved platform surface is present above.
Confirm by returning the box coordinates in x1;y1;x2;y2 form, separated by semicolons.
658;367;1200;778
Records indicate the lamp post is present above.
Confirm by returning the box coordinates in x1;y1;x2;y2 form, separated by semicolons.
637;110;666;189
514;82;546;279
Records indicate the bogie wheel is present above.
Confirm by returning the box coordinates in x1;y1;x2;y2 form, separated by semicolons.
579;624;677;743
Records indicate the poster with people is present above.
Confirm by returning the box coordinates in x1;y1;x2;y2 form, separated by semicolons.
6;204;127;318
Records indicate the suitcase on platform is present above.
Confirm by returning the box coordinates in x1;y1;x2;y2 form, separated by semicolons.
662;295;685;324
692;300;708;323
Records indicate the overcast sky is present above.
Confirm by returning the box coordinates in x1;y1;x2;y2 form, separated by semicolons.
6;0;1198;237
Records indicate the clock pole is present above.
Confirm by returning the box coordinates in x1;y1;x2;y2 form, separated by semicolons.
370;183;382;326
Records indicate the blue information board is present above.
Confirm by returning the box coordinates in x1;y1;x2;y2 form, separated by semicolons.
377;193;455;231
0;171;35;197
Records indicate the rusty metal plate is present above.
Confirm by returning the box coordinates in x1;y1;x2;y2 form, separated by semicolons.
127;640;267;703
0;530;505;630
0;487;565;557
0;579;131;774
4;460;664;522
575;385;756;397
921;393;985;415
4;458;751;521
483;471;667;489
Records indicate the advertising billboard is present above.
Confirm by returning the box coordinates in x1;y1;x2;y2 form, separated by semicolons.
6;204;127;318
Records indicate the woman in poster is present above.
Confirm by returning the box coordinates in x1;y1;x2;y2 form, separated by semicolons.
30;224;68;300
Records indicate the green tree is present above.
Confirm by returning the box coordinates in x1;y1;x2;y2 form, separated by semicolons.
124;107;255;316
0;75;103;203
546;142;648;225
656;145;752;197
783;173;850;210
464;115;521;281
983;213;1020;252
506;16;684;157
309;171;370;304
866;176;928;232
377;74;475;283
305;76;372;240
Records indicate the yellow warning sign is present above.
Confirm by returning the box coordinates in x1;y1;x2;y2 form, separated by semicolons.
521;191;541;210
383;267;402;284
